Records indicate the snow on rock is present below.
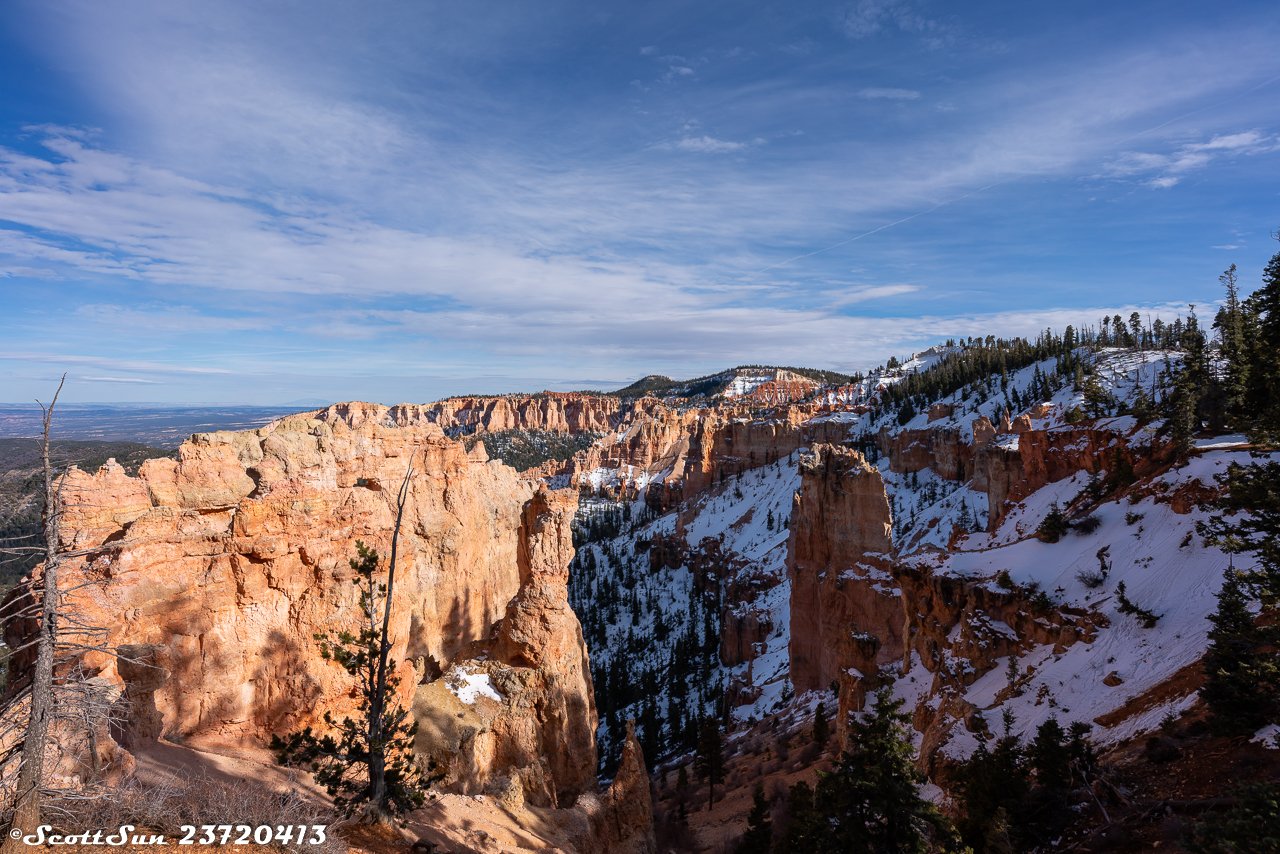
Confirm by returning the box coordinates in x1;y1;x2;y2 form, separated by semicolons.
1251;724;1280;748
446;666;504;704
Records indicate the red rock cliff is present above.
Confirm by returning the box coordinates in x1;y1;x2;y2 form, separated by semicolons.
313;395;625;436
6;414;538;750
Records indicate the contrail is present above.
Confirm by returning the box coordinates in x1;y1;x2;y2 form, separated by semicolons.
1115;72;1280;146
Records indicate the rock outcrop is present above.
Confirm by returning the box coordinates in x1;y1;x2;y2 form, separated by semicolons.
415;487;599;804
570;403;819;511
787;444;897;707
313;395;625;437
786;443;1103;759
6;415;534;747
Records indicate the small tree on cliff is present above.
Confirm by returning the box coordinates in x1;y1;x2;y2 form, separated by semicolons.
272;458;434;825
693;715;725;809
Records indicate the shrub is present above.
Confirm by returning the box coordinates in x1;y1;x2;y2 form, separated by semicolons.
1124;511;1145;526
40;775;345;854
1115;581;1161;628
996;570;1015;591
1030;591;1055;613
1072;514;1101;534
1183;783;1280;853
1074;568;1105;589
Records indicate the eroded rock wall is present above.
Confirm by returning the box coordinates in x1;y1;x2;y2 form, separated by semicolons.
313;395;625;436
6;415;533;747
786;442;1103;761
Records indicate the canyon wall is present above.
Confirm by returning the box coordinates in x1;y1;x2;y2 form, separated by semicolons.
4;416;534;747
314;395;625;437
571;402;827;510
786;442;1102;763
4;412;655;850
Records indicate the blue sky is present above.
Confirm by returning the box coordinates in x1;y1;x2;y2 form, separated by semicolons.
1;0;1278;404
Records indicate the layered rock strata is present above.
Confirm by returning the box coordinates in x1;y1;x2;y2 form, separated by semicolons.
414;487;598;803
5;415;532;746
313;395;625;437
786;444;1102;759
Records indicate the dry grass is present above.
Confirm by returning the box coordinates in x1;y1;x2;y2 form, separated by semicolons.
41;775;347;854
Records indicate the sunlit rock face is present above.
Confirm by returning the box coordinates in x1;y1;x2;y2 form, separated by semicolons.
9;413;533;747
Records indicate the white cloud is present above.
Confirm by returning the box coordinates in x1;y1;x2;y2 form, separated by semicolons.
841;0;934;39
1104;130;1277;188
1213;244;1240;249
857;87;921;100
674;136;747;153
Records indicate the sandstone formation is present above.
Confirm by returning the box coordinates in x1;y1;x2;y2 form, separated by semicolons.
312;395;625;437
3;410;656;852
786;444;896;701
415;487;599;804
6;415;535;748
786;443;1102;759
568;402;821;511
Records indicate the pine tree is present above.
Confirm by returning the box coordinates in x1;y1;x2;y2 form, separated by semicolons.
1199;569;1278;735
1036;502;1069;543
813;702;830;749
271;541;433;824
1026;717;1070;790
1215;264;1251;422
812;689;959;853
734;783;773;854
694;716;726;809
1200;459;1280;599
1244;243;1280;443
952;720;1028;854
1184;782;1280;853
775;781;822;853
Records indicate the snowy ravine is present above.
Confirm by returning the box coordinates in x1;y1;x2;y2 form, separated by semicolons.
563;341;1265;787
567;454;802;774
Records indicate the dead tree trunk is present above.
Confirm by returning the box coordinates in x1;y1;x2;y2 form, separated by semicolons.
2;376;64;849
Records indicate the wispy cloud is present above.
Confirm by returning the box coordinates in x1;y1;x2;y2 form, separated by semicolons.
841;0;937;39
857;87;921;100
673;136;749;153
1;2;1277;402
1103;130;1278;188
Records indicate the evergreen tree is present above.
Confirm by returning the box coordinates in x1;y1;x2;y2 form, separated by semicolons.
952;719;1028;854
775;781;822;853
735;783;773;854
1215;264;1251;421
1244;243;1280;443
1200;459;1280;600
811;689;959;853
1184;782;1280;853
694;716;726;809
813;701;830;749
1036;502;1069;543
272;541;433;824
1199;568;1278;735
1026;717;1070;790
